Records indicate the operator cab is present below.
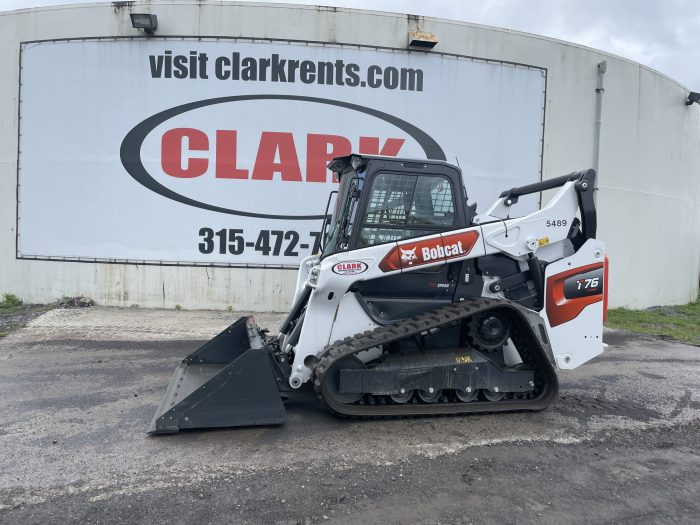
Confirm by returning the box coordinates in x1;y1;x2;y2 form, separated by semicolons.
322;154;479;324
322;154;472;257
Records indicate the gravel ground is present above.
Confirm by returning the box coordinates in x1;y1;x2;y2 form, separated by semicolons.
0;307;698;524
0;305;54;335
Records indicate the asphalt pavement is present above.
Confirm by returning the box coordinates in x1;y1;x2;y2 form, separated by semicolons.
0;306;698;524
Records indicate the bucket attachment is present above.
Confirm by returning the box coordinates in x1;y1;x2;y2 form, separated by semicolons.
147;316;287;434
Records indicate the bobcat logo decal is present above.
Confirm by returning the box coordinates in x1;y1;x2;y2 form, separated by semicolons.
400;247;418;265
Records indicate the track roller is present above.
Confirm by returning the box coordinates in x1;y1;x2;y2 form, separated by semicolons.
483;389;505;402
454;388;478;402
417;389;442;403
390;390;414;404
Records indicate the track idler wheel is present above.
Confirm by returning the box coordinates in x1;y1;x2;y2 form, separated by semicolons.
467;312;511;351
324;355;366;404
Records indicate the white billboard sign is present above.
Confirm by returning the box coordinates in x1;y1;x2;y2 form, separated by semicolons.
18;39;545;266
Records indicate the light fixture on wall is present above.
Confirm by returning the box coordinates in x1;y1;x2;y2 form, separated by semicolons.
130;13;158;37
408;30;438;49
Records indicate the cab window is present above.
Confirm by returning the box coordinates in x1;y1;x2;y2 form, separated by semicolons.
359;173;455;247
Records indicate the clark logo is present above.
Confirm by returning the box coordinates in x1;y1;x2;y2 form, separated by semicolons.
332;261;369;275
120;95;445;221
160;128;404;182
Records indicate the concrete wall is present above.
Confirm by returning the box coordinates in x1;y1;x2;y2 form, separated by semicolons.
1;1;698;310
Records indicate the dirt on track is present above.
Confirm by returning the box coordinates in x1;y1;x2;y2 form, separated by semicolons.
0;307;698;524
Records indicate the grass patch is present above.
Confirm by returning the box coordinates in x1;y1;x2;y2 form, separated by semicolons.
1;293;23;309
605;293;700;345
0;305;23;315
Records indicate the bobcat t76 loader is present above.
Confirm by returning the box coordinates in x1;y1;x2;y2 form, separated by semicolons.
148;154;607;433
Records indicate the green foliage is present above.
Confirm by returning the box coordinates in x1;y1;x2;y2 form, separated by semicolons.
605;292;700;346
1;293;23;309
227;305;233;313
175;304;182;311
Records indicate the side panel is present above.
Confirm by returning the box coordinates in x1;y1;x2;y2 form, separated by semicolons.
541;238;607;369
290;248;385;386
327;293;380;344
289;229;483;386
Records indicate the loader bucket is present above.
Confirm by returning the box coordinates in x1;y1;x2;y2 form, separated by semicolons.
147;316;287;434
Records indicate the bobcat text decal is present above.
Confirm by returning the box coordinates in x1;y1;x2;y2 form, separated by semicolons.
379;230;481;272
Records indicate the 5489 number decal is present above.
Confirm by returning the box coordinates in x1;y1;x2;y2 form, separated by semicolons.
198;228;321;257
546;219;567;228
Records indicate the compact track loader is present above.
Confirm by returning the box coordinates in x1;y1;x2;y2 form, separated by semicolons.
148;154;607;434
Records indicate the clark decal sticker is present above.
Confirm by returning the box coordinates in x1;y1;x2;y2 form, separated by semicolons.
332;261;369;275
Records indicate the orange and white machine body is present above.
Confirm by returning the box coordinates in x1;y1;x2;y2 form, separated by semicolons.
287;175;607;388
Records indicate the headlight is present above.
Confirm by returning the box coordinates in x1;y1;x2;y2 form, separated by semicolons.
308;267;320;287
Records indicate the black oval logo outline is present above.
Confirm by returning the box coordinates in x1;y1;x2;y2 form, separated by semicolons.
120;95;446;220
332;260;369;275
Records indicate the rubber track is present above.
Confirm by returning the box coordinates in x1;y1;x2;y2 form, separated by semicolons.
312;297;558;418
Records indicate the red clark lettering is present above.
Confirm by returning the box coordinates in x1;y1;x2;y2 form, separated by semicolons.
161;128;405;183
335;262;363;271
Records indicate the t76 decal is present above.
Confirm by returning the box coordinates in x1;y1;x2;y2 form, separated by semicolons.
546;262;605;327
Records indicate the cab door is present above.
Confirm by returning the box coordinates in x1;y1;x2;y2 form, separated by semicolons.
349;161;467;323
